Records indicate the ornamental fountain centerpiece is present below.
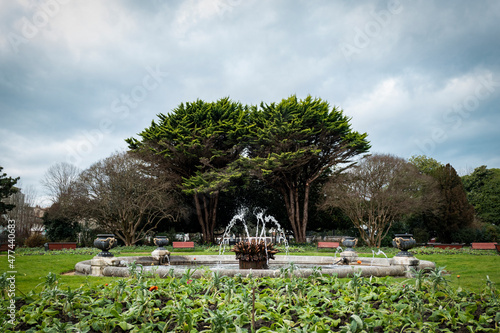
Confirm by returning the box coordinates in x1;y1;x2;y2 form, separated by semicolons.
220;207;287;269
230;239;279;269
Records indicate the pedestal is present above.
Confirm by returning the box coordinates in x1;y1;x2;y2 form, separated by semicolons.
151;249;170;264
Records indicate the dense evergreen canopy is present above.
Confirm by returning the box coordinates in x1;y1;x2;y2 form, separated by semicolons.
248;96;370;242
127;96;369;243
127;98;251;243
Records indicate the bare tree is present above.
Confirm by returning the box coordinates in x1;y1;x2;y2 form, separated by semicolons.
78;152;180;246
3;185;43;245
41;162;80;204
321;154;440;247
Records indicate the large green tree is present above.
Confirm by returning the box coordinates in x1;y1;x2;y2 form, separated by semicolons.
127;98;251;243
248;95;370;243
462;166;500;225
428;164;475;243
409;157;475;242
0;166;19;215
42;203;81;242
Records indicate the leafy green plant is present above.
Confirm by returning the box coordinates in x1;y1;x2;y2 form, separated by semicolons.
427;266;449;293
409;267;426;291
3;273;500;332
348;270;365;302
0;272;9;298
126;260;144;280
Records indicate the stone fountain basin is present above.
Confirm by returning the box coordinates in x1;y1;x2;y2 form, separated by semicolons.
75;255;435;278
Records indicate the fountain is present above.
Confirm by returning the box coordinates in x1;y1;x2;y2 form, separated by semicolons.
75;212;435;279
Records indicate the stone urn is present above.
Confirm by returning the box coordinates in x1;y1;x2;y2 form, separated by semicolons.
341;236;358;261
94;234;117;257
153;236;169;250
341;236;358;252
393;234;416;257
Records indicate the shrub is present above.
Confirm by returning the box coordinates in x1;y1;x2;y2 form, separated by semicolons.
452;226;477;244
483;223;500;242
24;234;48;248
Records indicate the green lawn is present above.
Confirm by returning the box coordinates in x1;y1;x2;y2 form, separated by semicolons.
417;253;500;293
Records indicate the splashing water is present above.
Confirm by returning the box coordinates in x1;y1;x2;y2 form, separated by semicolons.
371;249;388;265
333;246;344;264
218;207;289;263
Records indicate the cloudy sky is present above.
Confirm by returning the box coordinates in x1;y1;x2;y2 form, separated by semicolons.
1;0;499;206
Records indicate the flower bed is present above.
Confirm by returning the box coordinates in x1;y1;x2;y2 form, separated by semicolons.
2;266;499;332
426;243;465;249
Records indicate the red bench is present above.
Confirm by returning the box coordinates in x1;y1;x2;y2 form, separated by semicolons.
471;242;496;250
317;241;340;249
172;241;195;249
0;243;16;252
45;242;77;250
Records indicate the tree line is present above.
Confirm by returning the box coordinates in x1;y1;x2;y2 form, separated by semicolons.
2;96;499;246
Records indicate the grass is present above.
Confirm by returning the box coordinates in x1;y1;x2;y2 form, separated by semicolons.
1;246;498;294
417;253;500;292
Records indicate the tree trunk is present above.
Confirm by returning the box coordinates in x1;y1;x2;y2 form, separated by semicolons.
194;192;219;244
282;184;308;243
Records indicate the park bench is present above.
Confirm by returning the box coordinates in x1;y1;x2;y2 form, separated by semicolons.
317;241;340;249
471;242;496;250
172;241;195;249
0;243;16;252
44;242;77;251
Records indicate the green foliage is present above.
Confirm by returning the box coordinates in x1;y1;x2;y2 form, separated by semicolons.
462;166;500;225
249;95;370;242
431;164;475;243
3;268;499;332
0;166;19;215
411;246;498;256
42;211;81;242
127;98;252;243
410;163;475;243
408;155;444;175
127;97;251;194
128;96;370;243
